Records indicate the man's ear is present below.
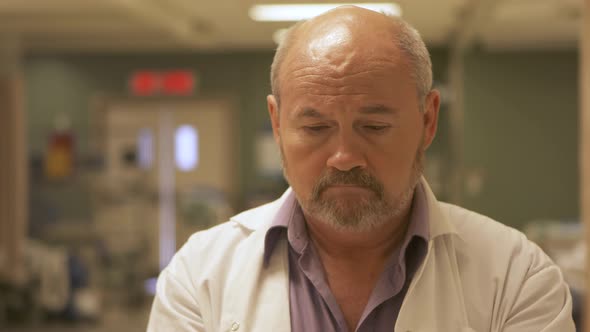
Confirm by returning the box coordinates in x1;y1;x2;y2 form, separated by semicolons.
422;89;440;150
267;94;281;145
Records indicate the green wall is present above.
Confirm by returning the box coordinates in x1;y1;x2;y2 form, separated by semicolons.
462;50;579;227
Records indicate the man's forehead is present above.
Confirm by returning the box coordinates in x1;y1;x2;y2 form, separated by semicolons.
281;43;406;86
282;13;404;79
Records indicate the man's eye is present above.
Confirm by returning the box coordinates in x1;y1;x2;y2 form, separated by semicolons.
304;125;330;132
364;125;390;131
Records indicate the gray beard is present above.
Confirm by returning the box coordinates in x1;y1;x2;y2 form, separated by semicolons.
281;143;425;233
305;175;420;232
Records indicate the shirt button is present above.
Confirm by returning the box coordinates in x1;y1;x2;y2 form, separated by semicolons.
231;322;240;331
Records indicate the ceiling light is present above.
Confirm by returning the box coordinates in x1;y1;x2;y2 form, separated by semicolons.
249;3;402;22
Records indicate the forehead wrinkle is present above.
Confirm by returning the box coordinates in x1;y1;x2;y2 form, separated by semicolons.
284;53;406;88
290;79;372;99
290;66;395;81
288;69;389;98
303;91;372;98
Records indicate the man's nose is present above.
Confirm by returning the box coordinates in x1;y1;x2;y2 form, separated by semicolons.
325;134;367;171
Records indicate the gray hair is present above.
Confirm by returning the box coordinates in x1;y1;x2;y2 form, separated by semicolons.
270;14;433;110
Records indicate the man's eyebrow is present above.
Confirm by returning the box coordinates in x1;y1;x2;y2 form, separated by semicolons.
293;105;398;119
359;104;400;115
294;107;324;119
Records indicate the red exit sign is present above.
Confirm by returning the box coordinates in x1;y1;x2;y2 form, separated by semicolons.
129;70;196;96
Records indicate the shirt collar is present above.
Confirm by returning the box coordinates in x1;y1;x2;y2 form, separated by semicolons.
391;182;430;280
263;192;295;266
400;182;430;254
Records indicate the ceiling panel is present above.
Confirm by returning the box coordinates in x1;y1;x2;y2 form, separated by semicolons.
479;0;582;49
0;0;579;53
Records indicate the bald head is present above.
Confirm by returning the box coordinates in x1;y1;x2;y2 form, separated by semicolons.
270;6;432;109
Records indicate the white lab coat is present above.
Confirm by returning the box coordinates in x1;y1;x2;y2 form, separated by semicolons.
148;178;574;331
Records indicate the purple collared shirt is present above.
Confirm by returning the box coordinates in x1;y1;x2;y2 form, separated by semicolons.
264;184;430;332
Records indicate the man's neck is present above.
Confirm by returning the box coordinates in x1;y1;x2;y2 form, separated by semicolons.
303;208;412;264
303;206;413;332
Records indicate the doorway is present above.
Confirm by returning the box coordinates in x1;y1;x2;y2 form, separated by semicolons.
99;99;237;271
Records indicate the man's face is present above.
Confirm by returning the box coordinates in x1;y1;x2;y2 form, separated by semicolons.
268;29;439;232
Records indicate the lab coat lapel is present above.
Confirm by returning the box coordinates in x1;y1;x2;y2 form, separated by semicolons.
395;179;470;331
222;226;291;332
395;236;470;331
